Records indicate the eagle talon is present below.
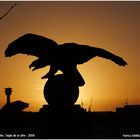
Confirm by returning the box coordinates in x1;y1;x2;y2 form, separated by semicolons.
41;73;54;79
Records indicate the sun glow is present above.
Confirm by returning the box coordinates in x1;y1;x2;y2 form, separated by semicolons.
0;1;140;112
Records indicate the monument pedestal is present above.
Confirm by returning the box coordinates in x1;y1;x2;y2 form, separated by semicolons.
38;104;91;138
37;74;91;138
39;104;86;113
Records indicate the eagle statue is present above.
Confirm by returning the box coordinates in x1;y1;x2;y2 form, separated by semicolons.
5;33;127;86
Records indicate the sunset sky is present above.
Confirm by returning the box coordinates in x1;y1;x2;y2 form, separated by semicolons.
0;1;140;112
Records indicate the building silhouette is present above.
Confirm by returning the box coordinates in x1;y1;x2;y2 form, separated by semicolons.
0;88;140;139
116;104;140;113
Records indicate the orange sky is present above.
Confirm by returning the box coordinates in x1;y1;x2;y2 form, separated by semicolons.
0;1;140;112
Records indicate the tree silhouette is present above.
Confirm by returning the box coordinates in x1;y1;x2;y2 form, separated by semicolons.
0;3;17;21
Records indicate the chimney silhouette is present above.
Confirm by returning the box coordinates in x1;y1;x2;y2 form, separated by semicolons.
5;87;12;104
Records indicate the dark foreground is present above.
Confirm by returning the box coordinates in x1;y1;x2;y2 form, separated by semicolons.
0;105;140;139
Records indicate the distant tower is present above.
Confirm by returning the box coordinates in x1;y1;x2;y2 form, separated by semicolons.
125;98;128;105
5;87;12;104
81;98;84;108
88;98;93;112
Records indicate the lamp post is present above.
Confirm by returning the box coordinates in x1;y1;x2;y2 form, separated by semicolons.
5;87;12;104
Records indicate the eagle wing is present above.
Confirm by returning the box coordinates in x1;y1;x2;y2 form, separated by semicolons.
60;43;127;66
93;47;128;66
5;33;58;58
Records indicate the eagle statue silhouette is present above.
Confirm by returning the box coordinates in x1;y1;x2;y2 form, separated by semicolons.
5;33;127;86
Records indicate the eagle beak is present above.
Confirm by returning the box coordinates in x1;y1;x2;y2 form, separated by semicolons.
29;64;33;69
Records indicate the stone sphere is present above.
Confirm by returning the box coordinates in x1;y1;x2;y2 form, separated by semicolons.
44;74;79;107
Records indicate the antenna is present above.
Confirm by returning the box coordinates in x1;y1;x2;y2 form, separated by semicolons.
88;98;92;112
125;98;128;105
81;98;84;108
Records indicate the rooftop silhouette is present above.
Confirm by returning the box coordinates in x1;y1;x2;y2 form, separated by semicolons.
1;100;29;113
